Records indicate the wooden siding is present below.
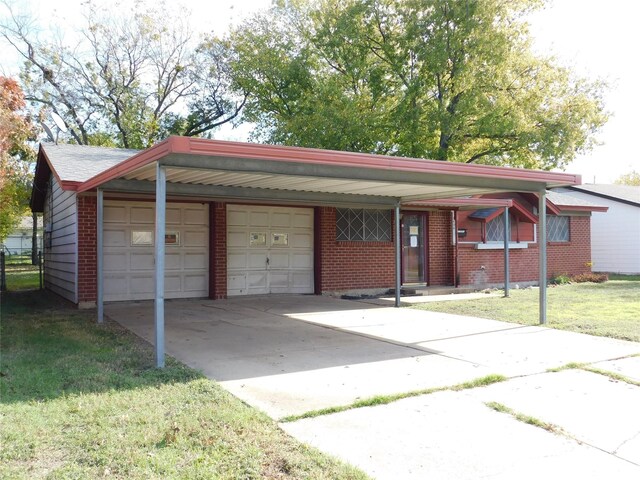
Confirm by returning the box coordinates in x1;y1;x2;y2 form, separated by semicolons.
43;176;77;302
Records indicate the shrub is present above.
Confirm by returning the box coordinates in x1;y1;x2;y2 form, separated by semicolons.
550;274;571;285
571;273;608;283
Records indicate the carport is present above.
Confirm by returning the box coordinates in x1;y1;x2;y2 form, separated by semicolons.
76;136;580;367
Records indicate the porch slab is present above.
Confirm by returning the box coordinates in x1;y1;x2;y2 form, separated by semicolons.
593;356;640;383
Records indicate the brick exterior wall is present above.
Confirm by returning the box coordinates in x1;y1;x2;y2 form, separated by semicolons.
428;211;454;286
77;195;97;305
318;207;396;292
210;202;227;299
456;216;592;287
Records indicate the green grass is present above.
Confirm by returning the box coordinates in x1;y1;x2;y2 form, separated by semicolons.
0;291;369;479
4;264;41;291
485;402;562;434
280;374;507;423
411;280;640;342
547;359;640;387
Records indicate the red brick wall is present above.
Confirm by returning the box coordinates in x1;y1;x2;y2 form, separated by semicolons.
318;207;395;292
428;211;454;286
77;195;97;304
211;202;227;299
456;216;592;286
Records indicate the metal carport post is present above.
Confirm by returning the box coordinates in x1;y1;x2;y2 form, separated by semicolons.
539;190;547;324
154;162;166;368
503;206;510;297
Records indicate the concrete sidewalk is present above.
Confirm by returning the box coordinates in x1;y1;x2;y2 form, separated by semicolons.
108;295;640;479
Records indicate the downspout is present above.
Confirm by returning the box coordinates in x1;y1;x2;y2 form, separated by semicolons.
452;210;460;287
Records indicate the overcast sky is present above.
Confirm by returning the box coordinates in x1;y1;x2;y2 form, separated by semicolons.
2;0;637;183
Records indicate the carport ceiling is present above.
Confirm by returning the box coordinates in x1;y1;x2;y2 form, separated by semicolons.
79;136;581;203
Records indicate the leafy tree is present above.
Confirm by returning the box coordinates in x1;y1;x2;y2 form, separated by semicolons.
0;76;35;243
614;170;640;186
0;0;245;149
228;0;607;169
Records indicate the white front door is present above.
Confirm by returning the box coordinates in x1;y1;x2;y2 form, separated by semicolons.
226;205;314;295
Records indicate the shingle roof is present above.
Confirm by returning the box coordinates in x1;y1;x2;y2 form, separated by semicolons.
569;184;640;206
546;190;604;208
42;142;140;183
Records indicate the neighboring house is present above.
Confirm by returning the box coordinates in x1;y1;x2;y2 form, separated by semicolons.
553;184;640;274
30;138;594;307
1;215;43;255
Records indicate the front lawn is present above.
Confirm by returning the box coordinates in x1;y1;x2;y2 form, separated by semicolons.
411;279;640;342
0;291;368;479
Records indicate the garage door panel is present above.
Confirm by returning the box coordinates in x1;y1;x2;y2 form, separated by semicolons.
292;233;312;248
130;206;154;224
184;208;206;225
227;209;247;226
249;211;269;227
227;205;313;296
292;272;313;289
104;253;127;271
165;252;181;270
293;212;313;228
105;275;127;294
183;230;206;247
130;253;154;271
104;230;126;247
228;231;246;248
130;276;155;294
104;201;208;301
166;208;181;224
184;274;207;292
271;212;291;227
292;253;313;268
228;253;248;269
184;252;207;269
248;272;268;289
104;205;126;223
248;252;267;269
270;253;289;268
165;275;182;292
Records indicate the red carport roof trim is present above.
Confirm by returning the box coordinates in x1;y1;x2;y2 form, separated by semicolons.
77;136;582;193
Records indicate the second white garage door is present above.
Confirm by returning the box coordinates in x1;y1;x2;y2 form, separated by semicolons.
227;205;314;296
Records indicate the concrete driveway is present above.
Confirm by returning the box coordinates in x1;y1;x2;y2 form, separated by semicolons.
107;295;640;479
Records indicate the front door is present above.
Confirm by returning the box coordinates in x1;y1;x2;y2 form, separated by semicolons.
402;213;427;284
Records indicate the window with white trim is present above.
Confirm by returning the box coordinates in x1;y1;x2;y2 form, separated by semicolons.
336;208;392;241
546;215;570;242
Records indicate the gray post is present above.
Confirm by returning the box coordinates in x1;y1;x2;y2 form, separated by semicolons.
0;251;5;292
503;206;510;297
539;190;547;324
97;188;104;323
394;204;401;307
38;251;43;290
155;163;167;368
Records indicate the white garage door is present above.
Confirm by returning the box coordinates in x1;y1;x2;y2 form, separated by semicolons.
227;205;314;296
103;201;209;301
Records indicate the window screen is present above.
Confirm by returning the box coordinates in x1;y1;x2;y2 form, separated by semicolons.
336;208;392;242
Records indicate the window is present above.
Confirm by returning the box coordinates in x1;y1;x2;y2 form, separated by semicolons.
486;215;507;242
546;215;569;242
336;208;392;242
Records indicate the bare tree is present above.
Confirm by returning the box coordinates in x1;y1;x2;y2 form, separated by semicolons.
0;0;246;148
